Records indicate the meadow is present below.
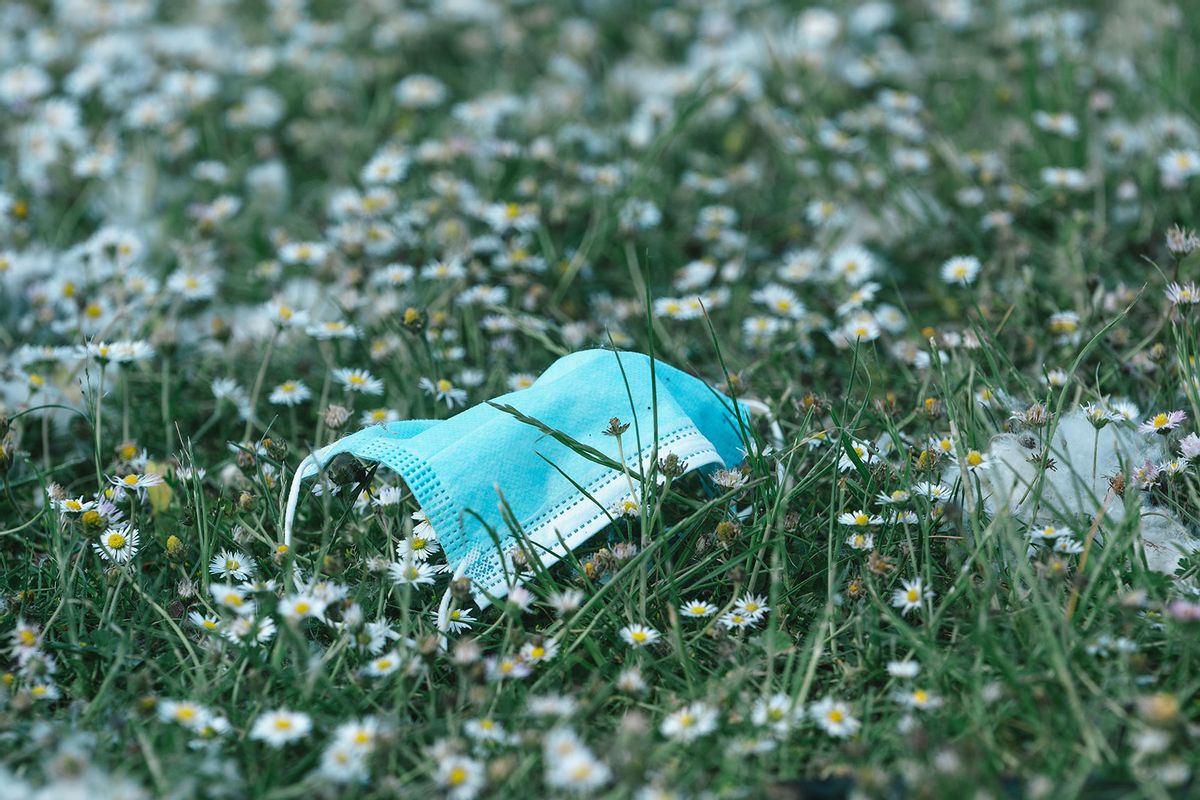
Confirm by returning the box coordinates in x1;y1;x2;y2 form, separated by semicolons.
2;1;1200;797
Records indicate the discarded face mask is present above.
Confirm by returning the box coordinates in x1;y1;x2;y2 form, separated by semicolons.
283;349;777;611
982;409;1199;574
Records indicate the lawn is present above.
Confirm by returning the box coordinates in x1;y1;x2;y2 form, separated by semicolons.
2;1;1200;798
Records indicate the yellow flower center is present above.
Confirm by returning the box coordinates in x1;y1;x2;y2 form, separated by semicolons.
107;532;126;549
828;709;844;723
631;631;647;642
448;767;467;785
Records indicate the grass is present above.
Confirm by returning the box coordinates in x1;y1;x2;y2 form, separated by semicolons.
3;1;1200;798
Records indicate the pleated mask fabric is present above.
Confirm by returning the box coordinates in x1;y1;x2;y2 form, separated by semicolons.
282;349;756;606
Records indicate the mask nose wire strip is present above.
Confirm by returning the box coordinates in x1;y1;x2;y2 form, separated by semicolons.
282;454;316;552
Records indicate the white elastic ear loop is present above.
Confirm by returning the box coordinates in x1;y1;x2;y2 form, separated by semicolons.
733;399;787;521
437;559;470;634
742;398;785;482
282;454;316;551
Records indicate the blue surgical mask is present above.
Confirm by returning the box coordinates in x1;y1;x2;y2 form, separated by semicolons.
283;349;771;609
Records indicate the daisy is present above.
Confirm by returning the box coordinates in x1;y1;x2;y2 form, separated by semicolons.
223;616;276;647
911;481;952;503
307;320;360;340
519;639;559;664
619;624;661;648
108;472;164;493
388;560;438;587
940;255;981;286
486;656;532;681
396;533;441;562
1178;433;1200;460
679;599;718;618
361;407;400;427
735;594;770;619
846;531;875;551
333;368;384;396
188;612;221;633
1029;524;1071;543
159;699;211;731
318;743;368;784
209;549;255;581
362;650;404;678
1108;399;1141;422
333;718;383;753
752;693;801;734
278;593;326;623
838;439;879;472
660;702;718;742
210;583;255;616
810;697;860;738
718;610;759;630
547;589;584;617
419;376;468;409
887;660;921;679
250;709;312;747
1138;410;1186;435
876;489;910;506
891;577;934;616
436;755;486;799
838;510;883;526
895;687;943;711
546;750;612;792
55;496;95;514
616;668;648;694
269;380;311;406
464;717;510;744
1053;537;1085;555
1166;282;1200;305
956;449;990;471
93;525;139;563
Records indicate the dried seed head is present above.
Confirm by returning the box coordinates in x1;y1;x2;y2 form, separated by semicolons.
867;550;894;575
1166;225;1200;256
659;452;685;478
1020;402;1050;427
604;417;630;437
323;404;351;430
715;520;741;547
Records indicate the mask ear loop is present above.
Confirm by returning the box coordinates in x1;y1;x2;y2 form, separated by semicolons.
735;398;787;520
437;559;470;634
282;454;316;552
741;398;785;482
